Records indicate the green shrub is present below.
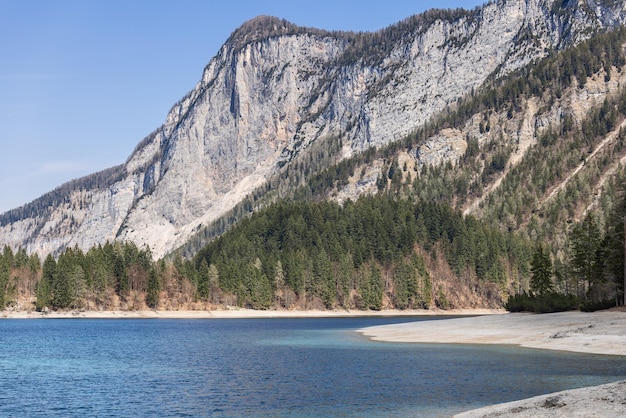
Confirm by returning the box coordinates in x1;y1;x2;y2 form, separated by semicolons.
580;299;617;312
505;292;580;313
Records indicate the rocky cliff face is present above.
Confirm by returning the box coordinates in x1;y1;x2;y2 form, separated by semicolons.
2;0;626;259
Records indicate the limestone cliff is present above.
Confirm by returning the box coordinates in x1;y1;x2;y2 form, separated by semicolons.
2;0;626;259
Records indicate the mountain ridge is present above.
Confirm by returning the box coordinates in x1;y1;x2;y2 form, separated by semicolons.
2;0;626;259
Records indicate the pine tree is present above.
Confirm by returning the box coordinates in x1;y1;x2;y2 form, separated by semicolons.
246;258;272;309
569;213;602;300
146;268;160;309
364;263;384;310
68;264;86;309
36;254;56;311
207;263;220;304
336;253;353;308
114;251;129;300
313;249;334;308
0;249;10;309
274;260;285;307
53;251;77;309
198;259;210;301
393;263;412;310
530;244;553;296
88;247;111;309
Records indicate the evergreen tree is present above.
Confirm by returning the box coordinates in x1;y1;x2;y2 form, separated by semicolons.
53;251;76;309
198;259;210;301
336;253;353;308
207;263;220;304
0;249;10;308
530;244;553;296
246;258;272;309
274;260;285;307
88;246;111;309
363;263;384;310
114;251;129;300
36;254;56;310
146;267;160;309
393;262;413;310
313;249;334;308
68;264;87;309
569;213;602;300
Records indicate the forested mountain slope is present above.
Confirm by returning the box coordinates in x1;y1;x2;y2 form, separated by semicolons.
2;0;626;260
179;27;626;311
3;20;626;311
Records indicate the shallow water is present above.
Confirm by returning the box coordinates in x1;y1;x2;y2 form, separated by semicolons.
0;317;624;417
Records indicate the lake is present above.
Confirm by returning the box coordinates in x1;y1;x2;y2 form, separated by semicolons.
0;316;624;417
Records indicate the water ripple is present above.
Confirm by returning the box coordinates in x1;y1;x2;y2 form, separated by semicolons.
0;317;624;417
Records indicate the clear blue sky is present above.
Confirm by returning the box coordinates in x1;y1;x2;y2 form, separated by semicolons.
0;0;485;213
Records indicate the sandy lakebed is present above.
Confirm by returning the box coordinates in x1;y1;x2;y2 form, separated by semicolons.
3;307;625;416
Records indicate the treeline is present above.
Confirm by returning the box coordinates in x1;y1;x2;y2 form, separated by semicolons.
0;247;40;308
190;196;531;310
506;195;625;312
0;196;532;312
565;201;625;304
469;26;626;119
0;242;159;312
3;192;622;313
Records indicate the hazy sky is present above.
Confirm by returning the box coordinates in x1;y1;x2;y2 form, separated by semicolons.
0;0;485;213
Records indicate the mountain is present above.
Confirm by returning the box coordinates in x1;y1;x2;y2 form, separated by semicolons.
2;0;626;259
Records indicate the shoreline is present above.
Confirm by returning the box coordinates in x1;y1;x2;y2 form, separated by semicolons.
6;307;625;416
358;310;626;417
453;380;626;418
358;310;626;356
1;307;504;320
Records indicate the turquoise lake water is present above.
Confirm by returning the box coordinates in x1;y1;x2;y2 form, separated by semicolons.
0;316;624;417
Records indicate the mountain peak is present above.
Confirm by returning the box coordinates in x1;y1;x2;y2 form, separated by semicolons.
227;15;300;49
